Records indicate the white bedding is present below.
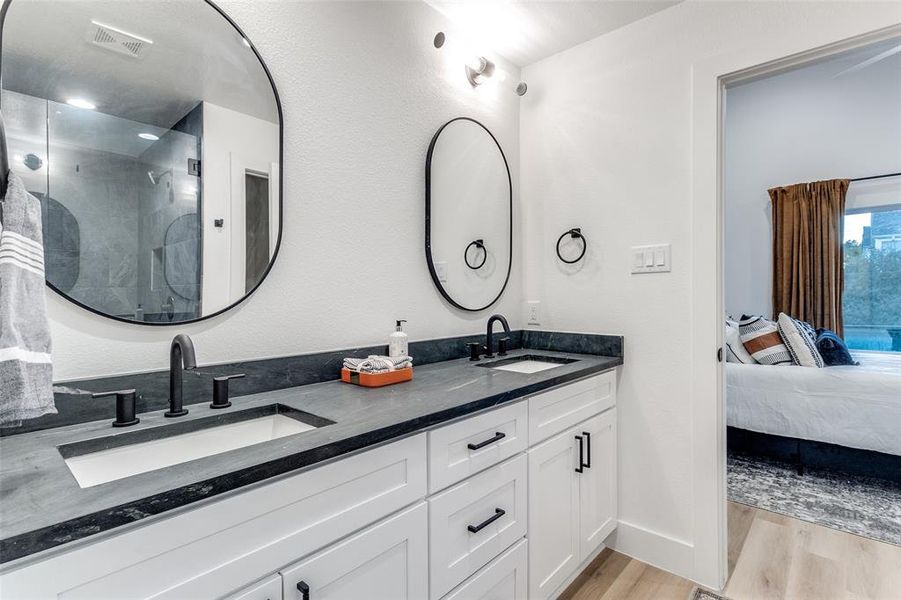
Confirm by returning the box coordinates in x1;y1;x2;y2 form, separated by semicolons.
727;351;901;456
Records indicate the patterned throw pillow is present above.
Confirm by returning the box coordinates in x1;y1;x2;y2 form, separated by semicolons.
738;315;793;366
815;329;859;366
776;313;824;368
725;320;755;364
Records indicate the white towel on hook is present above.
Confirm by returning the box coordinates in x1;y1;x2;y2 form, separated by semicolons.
0;171;56;426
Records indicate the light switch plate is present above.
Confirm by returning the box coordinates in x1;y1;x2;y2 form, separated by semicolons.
526;300;541;326
434;261;448;282
631;244;671;274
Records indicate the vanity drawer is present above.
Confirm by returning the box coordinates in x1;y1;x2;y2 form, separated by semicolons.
6;435;427;600
428;400;528;493
528;371;615;444
428;454;528;599
441;538;528;600
222;574;282;600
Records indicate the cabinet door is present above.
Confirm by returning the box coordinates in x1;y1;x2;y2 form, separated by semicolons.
280;502;427;600
224;574;282;600
527;427;580;600
442;538;528;600
577;408;617;560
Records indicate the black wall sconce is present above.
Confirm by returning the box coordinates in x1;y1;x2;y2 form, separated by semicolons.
556;228;587;264
465;239;487;269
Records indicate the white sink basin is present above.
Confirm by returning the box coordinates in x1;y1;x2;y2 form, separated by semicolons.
478;354;578;374
63;410;325;488
489;360;568;374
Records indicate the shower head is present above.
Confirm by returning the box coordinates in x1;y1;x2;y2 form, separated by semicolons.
147;169;172;185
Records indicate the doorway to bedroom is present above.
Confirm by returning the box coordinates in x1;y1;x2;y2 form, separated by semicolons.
721;35;901;574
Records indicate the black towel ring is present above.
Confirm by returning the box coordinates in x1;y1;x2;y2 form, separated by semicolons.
556;228;587;264
464;239;487;270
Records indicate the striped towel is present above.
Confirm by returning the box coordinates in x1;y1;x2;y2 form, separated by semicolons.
343;355;412;373
0;172;56;426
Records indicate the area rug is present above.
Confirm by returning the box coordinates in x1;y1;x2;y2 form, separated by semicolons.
689;587;729;600
728;452;901;546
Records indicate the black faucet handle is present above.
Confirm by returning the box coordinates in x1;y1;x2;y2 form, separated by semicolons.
92;389;139;427
211;374;245;409
467;342;483;362
497;337;510;356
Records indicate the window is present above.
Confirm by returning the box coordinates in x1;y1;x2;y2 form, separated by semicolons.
843;206;901;353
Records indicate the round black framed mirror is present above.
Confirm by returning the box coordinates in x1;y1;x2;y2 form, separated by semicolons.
0;0;283;325
425;117;512;312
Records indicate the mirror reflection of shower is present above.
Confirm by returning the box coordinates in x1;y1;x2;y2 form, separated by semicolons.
147;168;172;186
147;168;175;203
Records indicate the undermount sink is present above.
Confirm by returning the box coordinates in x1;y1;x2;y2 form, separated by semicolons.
478;354;578;374
59;404;333;488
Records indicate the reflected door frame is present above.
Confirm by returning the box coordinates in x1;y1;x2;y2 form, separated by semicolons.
227;152;279;302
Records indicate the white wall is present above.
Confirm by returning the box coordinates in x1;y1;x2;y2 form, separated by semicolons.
520;0;900;586
724;50;901;318
47;0;522;381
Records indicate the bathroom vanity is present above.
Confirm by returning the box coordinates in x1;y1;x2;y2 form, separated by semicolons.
0;351;619;600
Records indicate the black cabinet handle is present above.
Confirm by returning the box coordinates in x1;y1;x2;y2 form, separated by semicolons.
468;432;506;451
575;435;584;473
297;581;310;600
582;431;591;469
467;508;505;533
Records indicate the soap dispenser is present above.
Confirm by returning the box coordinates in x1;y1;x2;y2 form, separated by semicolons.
389;320;408;358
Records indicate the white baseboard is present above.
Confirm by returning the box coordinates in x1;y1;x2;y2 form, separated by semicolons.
608;520;695;582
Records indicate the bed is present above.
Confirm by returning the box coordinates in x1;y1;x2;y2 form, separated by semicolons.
727;351;901;457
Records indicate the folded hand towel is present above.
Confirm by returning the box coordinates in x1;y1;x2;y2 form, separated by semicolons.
0;172;56;426
343;355;412;373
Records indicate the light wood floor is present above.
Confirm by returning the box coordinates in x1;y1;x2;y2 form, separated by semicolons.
562;501;901;600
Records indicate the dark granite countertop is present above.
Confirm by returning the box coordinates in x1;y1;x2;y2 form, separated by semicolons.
0;349;621;565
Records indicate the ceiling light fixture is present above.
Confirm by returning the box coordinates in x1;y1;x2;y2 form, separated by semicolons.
434;32;526;95
138;133;160;141
465;56;495;86
66;98;96;110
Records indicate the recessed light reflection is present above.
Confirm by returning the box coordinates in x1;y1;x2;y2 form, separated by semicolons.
138;133;160;141
66;98;96;110
241;38;251;48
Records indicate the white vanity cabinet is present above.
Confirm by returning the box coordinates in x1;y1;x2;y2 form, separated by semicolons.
0;368;618;600
527;372;617;600
442;538;529;600
279;502;428;600
0;434;428;599
223;574;283;600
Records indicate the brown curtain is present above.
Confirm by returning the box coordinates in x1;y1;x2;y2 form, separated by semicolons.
769;179;849;335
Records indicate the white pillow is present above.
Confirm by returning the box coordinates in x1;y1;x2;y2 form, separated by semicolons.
777;313;824;368
739;315;793;366
725;320;755;364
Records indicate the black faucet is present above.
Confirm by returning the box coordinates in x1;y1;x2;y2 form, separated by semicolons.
165;334;197;417
485;314;510;358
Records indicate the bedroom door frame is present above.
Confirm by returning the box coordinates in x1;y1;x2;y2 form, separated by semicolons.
689;22;901;590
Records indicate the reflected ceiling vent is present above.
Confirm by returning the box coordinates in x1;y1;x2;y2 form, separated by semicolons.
87;20;153;59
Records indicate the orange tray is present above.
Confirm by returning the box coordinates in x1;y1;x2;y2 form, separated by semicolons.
341;367;413;387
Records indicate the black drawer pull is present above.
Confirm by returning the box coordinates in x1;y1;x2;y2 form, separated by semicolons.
582;431;591;469
468;431;505;451
297;580;310;600
575;435;584;473
467;508;506;533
